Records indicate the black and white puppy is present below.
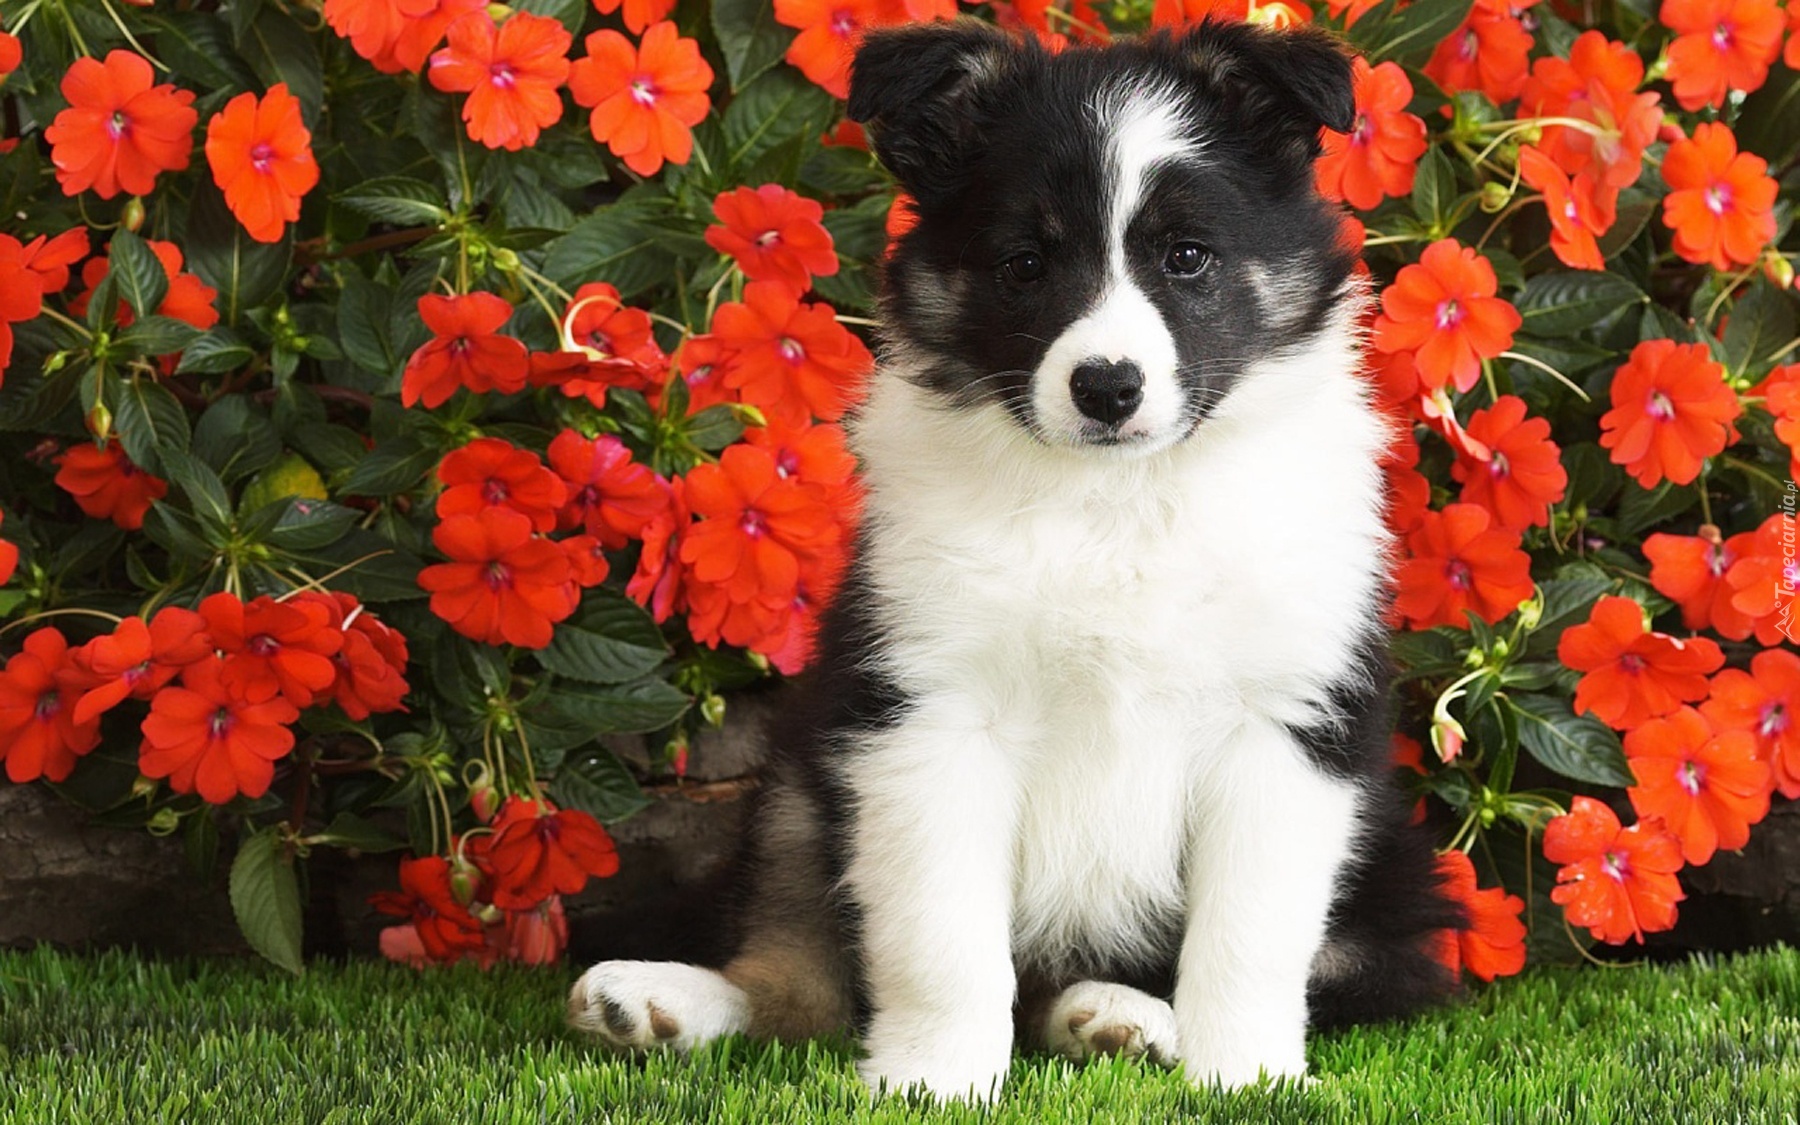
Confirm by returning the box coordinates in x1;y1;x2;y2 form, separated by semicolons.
569;19;1464;1101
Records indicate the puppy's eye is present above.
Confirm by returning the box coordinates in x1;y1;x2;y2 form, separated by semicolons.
1005;252;1045;282
1164;242;1211;276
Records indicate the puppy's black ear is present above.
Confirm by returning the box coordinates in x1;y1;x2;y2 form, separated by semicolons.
848;20;1019;208
1181;21;1355;155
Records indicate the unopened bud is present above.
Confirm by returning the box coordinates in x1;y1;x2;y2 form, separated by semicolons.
1479;181;1513;213
449;862;480;907
492;247;520;273
131;774;160;799
121;196;146;233
1430;712;1466;763
86;402;114;441
1516;590;1543;632
700;693;726;728
1763;253;1795;291
147;807;181;836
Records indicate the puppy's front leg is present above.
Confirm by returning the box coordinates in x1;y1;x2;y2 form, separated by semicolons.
1174;717;1360;1088
842;719;1019;1102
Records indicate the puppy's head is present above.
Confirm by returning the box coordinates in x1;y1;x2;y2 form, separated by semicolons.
849;20;1358;453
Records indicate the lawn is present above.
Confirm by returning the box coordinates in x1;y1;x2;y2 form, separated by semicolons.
2;944;1797;1124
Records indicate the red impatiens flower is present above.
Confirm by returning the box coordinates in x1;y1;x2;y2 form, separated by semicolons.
1558;595;1724;730
436;437;568;533
0;237;43;387
1644;527;1758;639
74;238;221;332
138;655;300;804
1660;122;1779;271
204;83;320;244
428;12;571;152
667;333;740;414
1704;648;1800;798
0;628;102;784
1314;58;1427;212
369;855;488;961
1625;706;1771;865
710;281;874;425
327;0;487;74
1544;796;1684;944
1660;0;1786;110
1598;338;1741;488
568;22;714;177
68;608;212;725
0;32;19;84
474;797;621;910
17;228;91;295
300;590;411;722
627;475;688;623
1393;503;1536;630
54;441;168;530
199;591;344;709
1789;0;1800;67
1719;513;1800;647
1432;849;1527;982
401;292;530;408
418;507;579;648
1424;0;1535;106
1372;240;1521;394
681;443;842;607
1450;395;1567;531
1517;145;1613;272
44;50;197;199
546;429;670;548
706;185;840;296
1519;31;1662;191
774;0;886;100
592;0;678;35
563;282;665;376
0;509;17;586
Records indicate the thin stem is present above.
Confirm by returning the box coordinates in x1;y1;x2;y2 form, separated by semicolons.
1703;262;1760;332
97;0;166;69
1499;350;1592;402
1476;194;1542;252
0;607;125;638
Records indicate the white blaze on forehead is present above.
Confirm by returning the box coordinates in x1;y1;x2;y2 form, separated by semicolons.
1097;85;1198;275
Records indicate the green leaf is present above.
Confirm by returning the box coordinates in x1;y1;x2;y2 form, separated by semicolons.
112;377;192;477
542;193;681;301
186;180;293;325
1409;146;1455;229
1737;62;1800;166
1523;573;1615;659
241;7;323;123
553;748;652;823
337;270;402;379
141;504;213;563
342;438;438;496
539;592;670;684
1722;277;1797;380
684;404;748;452
722;70;837;172
334;177;451;228
162;449;235;531
147;13;261;95
1617;480;1699;537
114;316;202;358
1509;694;1635;787
107;230;169;320
547;677;691;735
193;394;282;483
176;327;256;375
712;0;794;90
229;826;305;975
1515;271;1647;337
266;498;361;551
313;811;408;853
1366;0;1474;67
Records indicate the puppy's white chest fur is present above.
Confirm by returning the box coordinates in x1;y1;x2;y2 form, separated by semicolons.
850;334;1387;971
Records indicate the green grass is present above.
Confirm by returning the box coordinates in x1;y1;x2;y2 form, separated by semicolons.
2;946;1798;1125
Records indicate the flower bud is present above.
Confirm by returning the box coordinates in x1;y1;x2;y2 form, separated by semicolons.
147;807;181;836
700;693;726;728
1516;589;1543;632
1763;252;1796;292
1431;711;1466;763
86;402;113;442
121;196;146;233
449;861;480;907
1479;181;1513;213
491;247;520;273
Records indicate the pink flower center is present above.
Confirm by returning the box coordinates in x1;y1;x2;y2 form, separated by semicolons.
1350;112;1373;148
450;337;473;357
630;77;659;106
1678;760;1705;796
1703;183;1732;216
108;111;130;141
1562;198;1581;226
250;142;275;174
687;363;714;386
1707;544;1731;577
1446;559;1473;590
35;692;60;721
1645;391;1677;422
1487;450;1511;480
740;509;766;538
775;449;800;478
777;337;805;365
1435;298;1464;331
1710;22;1733;49
490;62;517;90
1761;702;1788;737
1457;29;1479;61
829;8;857;37
756;229;782;248
485;561;511;590
483;479;511;504
1619;653;1647;674
249;634;280;656
1601;849;1629;882
210;708;234;739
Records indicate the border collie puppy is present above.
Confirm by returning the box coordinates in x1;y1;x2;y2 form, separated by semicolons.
569;19;1463;1101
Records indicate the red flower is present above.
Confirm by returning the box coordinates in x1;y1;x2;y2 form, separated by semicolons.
1719;514;1800;646
592;0;678;34
1517;145;1613;272
706;185;840;296
428;12;571;151
369;855;488;961
1789;0;1800;67
1598;338;1741;488
301;590;411;721
1625;706;1771;866
54;441;168;530
1432;850;1527;982
418;508;579;648
1703;648;1800;798
627;476;689;623
568;23;714;177
0;628;102;784
563;282;666;375
1372;240;1521;394
0;237;43;387
498;895;569;965
1424;0;1534;106
1450;395;1567;531
199;591;344;709
667;333;740;414
17;228;91;294
74;238;221;332
401;292;530;408
474;797;621;910
436;437;568;533
1392;503;1535;630
0;509;16;586
328;0;486;74
710;281;873;425
1558;595;1724;730
1660;122;1779;271
680;443;843;608
1380;423;1431;536
44;50;197;199
1544;796;1684;944
546;429;670;547
0;32;19;84
1661;0;1785;110
775;0;885;99
138;656;300;804
1314;58;1427;212
204;84;319;243
68;608;212;725
1644;527;1758;639
1519;32;1662;191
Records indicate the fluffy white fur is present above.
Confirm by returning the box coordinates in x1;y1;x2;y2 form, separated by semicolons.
1041;980;1180;1066
567;961;750;1052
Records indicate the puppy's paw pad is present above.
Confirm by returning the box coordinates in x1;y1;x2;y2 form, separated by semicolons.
567;961;749;1053
1045;981;1178;1067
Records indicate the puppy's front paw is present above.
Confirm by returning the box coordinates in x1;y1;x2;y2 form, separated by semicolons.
1178;1033;1308;1090
567;961;749;1053
1043;981;1179;1067
857;1013;1012;1103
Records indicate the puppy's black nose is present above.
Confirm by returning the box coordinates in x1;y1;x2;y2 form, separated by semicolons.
1070;360;1144;426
